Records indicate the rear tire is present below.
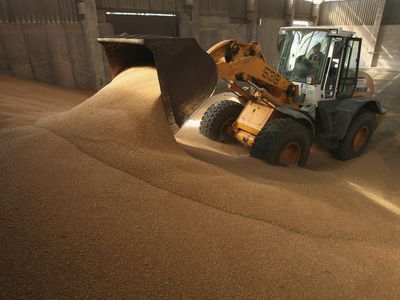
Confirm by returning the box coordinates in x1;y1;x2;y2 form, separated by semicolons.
250;118;312;167
199;100;244;142
330;110;375;161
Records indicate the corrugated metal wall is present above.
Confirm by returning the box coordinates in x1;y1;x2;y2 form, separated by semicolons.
96;0;247;20
294;0;313;20
199;0;229;16
319;0;379;26
95;0;182;11
0;0;96;89
382;0;400;25
0;0;78;23
258;0;285;18
199;0;246;21
258;0;314;21
229;0;247;22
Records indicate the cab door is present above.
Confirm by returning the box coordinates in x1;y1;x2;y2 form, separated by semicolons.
337;38;362;99
322;37;345;99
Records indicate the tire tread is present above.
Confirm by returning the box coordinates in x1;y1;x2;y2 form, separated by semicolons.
199;100;244;141
250;118;312;167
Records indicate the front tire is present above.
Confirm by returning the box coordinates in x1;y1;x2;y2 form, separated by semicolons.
199;100;244;143
330;110;375;161
250;118;312;167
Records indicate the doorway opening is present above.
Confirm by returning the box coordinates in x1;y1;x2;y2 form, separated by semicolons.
106;11;179;37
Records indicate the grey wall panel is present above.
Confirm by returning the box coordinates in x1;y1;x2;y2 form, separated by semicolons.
0;22;95;89
0;1;99;89
163;0;176;11
97;0;178;11
219;23;247;41
256;17;286;69
200;0;218;15
45;24;76;88
374;25;400;69
0;0;8;23
229;0;246;21
258;0;313;21
200;0;229;16
0;24;34;79
0;0;78;24
198;28;218;50
64;23;94;90
21;24;53;84
133;0;150;9
257;0;285;19
382;0;400;25
319;0;379;26
175;0;185;11
0;34;9;73
295;0;313;20
150;0;164;10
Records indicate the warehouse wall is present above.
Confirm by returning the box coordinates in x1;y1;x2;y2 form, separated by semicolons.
256;0;286;68
339;25;375;68
0;23;94;89
197;0;247;50
96;0;306;69
95;0;250;50
318;0;385;68
293;0;314;22
0;0;317;90
373;0;400;69
373;25;400;69
0;0;98;90
0;0;314;90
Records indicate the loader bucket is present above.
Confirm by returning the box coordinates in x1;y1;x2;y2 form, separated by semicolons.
97;35;218;129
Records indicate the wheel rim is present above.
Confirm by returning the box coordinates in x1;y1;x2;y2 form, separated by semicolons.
219;118;236;142
352;126;369;151
279;142;301;167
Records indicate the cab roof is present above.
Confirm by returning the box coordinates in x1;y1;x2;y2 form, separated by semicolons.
279;26;355;38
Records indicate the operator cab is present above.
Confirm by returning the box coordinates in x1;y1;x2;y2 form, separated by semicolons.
277;27;362;112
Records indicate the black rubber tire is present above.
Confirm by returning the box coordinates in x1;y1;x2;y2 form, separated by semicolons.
199;100;244;142
330;110;375;161
250;118;312;167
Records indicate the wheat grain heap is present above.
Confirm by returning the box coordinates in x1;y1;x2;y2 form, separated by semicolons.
1;69;400;298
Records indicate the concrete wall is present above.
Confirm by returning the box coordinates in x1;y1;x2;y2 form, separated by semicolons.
0;0;295;90
197;16;248;50
373;25;400;69
256;18;286;69
0;23;95;90
6;0;382;91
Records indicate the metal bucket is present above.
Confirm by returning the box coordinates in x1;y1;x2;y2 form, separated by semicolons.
98;35;218;129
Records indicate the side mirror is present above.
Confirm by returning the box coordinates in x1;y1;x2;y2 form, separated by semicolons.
277;35;285;52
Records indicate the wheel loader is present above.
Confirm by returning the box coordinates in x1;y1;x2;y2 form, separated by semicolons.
98;27;384;167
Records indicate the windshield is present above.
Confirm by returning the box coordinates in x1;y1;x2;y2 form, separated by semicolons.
278;30;330;84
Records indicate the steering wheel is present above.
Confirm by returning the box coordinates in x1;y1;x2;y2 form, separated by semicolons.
296;55;313;68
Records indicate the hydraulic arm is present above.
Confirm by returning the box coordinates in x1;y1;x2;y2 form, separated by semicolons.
207;40;299;109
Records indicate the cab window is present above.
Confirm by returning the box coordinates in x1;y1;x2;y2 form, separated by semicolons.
278;30;330;84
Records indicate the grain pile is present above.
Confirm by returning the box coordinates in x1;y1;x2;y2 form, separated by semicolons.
0;75;90;129
1;68;400;298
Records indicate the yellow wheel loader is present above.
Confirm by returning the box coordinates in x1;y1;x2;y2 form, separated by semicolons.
98;27;384;167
